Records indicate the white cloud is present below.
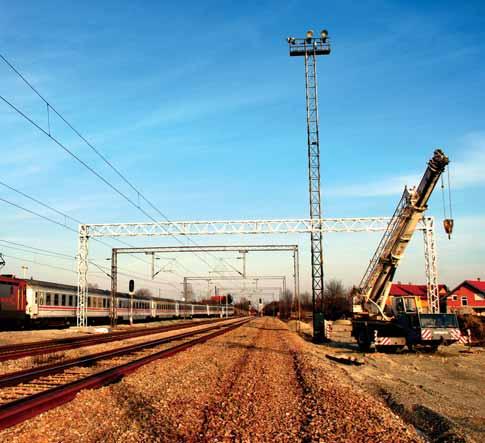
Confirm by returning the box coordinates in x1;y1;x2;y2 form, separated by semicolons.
327;134;485;198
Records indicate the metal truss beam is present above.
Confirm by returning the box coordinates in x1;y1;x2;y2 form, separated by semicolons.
183;275;287;282
113;244;298;254
82;217;398;237
77;216;437;327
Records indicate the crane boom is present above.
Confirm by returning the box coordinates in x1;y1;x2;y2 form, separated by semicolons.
359;149;449;317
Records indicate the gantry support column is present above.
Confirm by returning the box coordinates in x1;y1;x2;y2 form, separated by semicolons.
293;247;301;324
77;224;89;327
110;248;118;327
423;216;440;314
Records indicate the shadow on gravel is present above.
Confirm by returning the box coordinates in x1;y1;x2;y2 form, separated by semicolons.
245;323;287;332
112;382;179;441
380;389;471;443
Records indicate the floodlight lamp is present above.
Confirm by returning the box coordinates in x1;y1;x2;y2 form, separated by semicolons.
306;30;314;39
320;29;328;42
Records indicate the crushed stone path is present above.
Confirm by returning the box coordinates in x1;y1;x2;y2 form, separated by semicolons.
0;317;422;443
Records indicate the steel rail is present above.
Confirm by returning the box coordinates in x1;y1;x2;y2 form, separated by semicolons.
0;318;250;430
0;318;231;362
0;320;244;388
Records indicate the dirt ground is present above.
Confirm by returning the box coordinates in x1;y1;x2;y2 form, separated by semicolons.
305;333;485;443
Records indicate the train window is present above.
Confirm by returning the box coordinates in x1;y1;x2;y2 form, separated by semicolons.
88;297;92;308
68;295;74;307
46;293;52;305
54;294;59;306
61;294;66;306
35;291;39;304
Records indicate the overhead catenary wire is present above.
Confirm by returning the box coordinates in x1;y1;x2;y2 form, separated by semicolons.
0;239;181;292
0;198;181;290
0;179;194;276
0;53;242;277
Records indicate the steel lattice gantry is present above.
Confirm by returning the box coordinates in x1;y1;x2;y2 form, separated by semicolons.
76;216;439;326
109;244;300;327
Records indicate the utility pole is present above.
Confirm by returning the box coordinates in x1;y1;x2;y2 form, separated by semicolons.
288;29;331;342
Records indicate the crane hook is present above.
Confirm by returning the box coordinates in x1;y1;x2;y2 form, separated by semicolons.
441;165;454;239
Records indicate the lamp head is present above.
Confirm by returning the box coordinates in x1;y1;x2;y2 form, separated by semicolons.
320;29;329;42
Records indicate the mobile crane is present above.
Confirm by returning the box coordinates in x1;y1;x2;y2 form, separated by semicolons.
352;149;462;352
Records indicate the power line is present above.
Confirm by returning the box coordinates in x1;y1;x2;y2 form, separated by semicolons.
0;179;176;269
0;53;242;276
0;198;180;288
3;253;77;275
0;240;180;291
0;192;219;295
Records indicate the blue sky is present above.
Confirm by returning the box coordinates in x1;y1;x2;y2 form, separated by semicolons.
0;1;484;300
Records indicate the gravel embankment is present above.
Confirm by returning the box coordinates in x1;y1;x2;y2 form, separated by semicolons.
0;317;423;443
0;319;236;376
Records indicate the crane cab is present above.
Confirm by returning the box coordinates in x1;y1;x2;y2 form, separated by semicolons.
391;296;418;316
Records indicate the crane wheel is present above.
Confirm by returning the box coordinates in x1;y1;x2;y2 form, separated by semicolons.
357;332;371;352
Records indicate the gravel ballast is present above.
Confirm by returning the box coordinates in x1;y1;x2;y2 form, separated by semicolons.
0;317;423;442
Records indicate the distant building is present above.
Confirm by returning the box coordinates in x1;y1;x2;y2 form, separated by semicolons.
389;283;449;313
210;295;226;303
447;279;485;315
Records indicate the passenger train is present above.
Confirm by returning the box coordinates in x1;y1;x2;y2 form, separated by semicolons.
0;275;233;327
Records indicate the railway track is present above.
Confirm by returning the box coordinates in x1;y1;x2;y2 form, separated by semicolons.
0;317;250;430
0;317;231;362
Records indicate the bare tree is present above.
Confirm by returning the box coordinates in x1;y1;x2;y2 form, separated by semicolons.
135;288;153;298
88;283;99;290
278;289;293;320
322;279;351;320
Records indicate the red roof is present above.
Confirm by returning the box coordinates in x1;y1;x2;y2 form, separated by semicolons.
467;280;485;294
451;279;485;295
210;295;225;302
389;285;410;296
390;283;448;299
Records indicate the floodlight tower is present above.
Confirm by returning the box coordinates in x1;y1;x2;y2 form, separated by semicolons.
288;29;331;341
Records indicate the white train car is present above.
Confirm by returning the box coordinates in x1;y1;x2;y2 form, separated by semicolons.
0;275;234;326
